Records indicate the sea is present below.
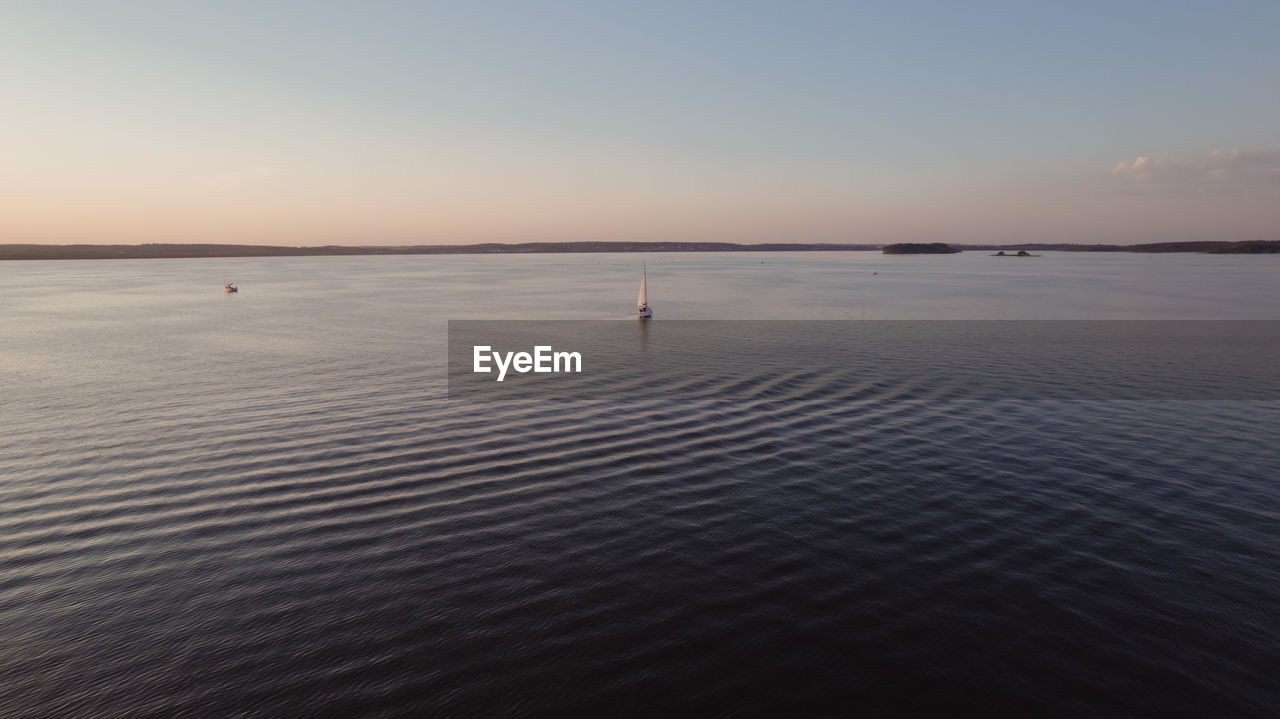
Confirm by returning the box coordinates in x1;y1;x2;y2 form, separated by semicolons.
1;251;1277;716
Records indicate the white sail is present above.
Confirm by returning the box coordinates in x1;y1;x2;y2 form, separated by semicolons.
637;263;651;316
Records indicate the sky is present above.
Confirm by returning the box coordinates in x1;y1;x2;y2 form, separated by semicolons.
2;0;1278;245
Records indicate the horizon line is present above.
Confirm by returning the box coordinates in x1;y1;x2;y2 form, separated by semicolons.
3;240;1278;262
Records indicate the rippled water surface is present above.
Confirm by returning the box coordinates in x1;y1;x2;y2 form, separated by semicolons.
2;252;1278;716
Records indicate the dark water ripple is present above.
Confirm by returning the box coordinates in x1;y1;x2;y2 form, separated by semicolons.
4;385;1278;717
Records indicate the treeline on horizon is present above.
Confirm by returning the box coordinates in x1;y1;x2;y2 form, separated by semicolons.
1;240;1277;260
0;242;879;260
960;241;1280;254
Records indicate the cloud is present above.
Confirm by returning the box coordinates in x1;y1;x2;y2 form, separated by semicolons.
1111;148;1280;191
202;165;282;192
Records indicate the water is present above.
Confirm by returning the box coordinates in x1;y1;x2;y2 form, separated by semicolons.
2;252;1278;716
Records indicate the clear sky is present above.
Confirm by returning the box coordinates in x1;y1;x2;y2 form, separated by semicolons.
2;1;1278;245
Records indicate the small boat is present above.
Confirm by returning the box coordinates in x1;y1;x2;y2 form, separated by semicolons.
637;263;652;318
224;271;238;293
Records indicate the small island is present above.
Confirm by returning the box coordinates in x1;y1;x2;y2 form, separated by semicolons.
882;243;962;255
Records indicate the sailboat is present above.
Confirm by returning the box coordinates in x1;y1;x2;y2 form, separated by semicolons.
637;263;652;318
224;271;238;293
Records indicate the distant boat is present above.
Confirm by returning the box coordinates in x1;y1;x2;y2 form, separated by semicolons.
224;271;238;293
637;263;652;318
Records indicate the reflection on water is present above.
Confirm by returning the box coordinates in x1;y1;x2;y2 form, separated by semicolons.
1;253;1278;716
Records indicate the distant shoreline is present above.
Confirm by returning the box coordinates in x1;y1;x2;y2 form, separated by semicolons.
1;240;1276;261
